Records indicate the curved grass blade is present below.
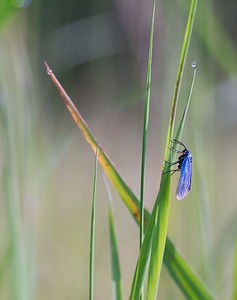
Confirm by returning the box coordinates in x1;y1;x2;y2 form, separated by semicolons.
146;1;198;299
44;61;144;224
44;62;212;299
104;176;123;300
89;143;98;300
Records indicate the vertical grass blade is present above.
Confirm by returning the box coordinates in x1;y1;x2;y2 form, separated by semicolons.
140;0;156;249
104;177;123;300
0;94;29;300
89;144;98;300
146;183;170;299
146;1;198;299
232;239;237;300
129;200;158;300
193;0;237;74
44;61;212;299
0;1;15;28
174;61;197;142
0;242;13;288
139;2;156;298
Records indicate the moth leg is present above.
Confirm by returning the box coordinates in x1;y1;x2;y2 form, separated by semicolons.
169;146;183;153
171;139;187;150
162;168;179;176
170;169;179;176
164;160;179;165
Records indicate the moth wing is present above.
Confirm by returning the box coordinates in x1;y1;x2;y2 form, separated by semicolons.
176;155;192;200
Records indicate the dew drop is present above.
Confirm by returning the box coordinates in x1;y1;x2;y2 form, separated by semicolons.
191;61;197;68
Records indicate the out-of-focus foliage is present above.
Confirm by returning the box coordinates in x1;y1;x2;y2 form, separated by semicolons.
0;0;237;299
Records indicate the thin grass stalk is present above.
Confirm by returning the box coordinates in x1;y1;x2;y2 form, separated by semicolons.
89;143;98;300
0;98;29;300
104;177;123;300
139;1;156;298
140;0;156;248
0;242;13;287
174;62;197;143
129;200;158;300
232;239;237;300
163;0;198;164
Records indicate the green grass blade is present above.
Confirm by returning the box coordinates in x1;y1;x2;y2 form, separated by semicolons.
130;60;212;300
104;177;123;300
89;143;98;300
0;242;13;288
140;0;156;249
163;61;213;300
146;1;198;299
129;200;158;300
174;61;197;142
44;61;212;299
0;1;16;29
163;0;198;165
192;0;237;74
146;182;170;299
233;239;237;300
0;91;29;300
165;239;213;299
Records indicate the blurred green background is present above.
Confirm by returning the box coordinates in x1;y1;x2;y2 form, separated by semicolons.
0;0;237;299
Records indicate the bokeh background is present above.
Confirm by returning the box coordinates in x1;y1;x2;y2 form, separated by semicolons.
0;0;237;299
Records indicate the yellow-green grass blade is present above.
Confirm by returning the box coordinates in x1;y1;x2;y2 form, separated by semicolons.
233;239;237;300
146;1;198;299
44;62;212;299
0;1;16;29
44;61;142;224
89;144;98;300
104;177;123;300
